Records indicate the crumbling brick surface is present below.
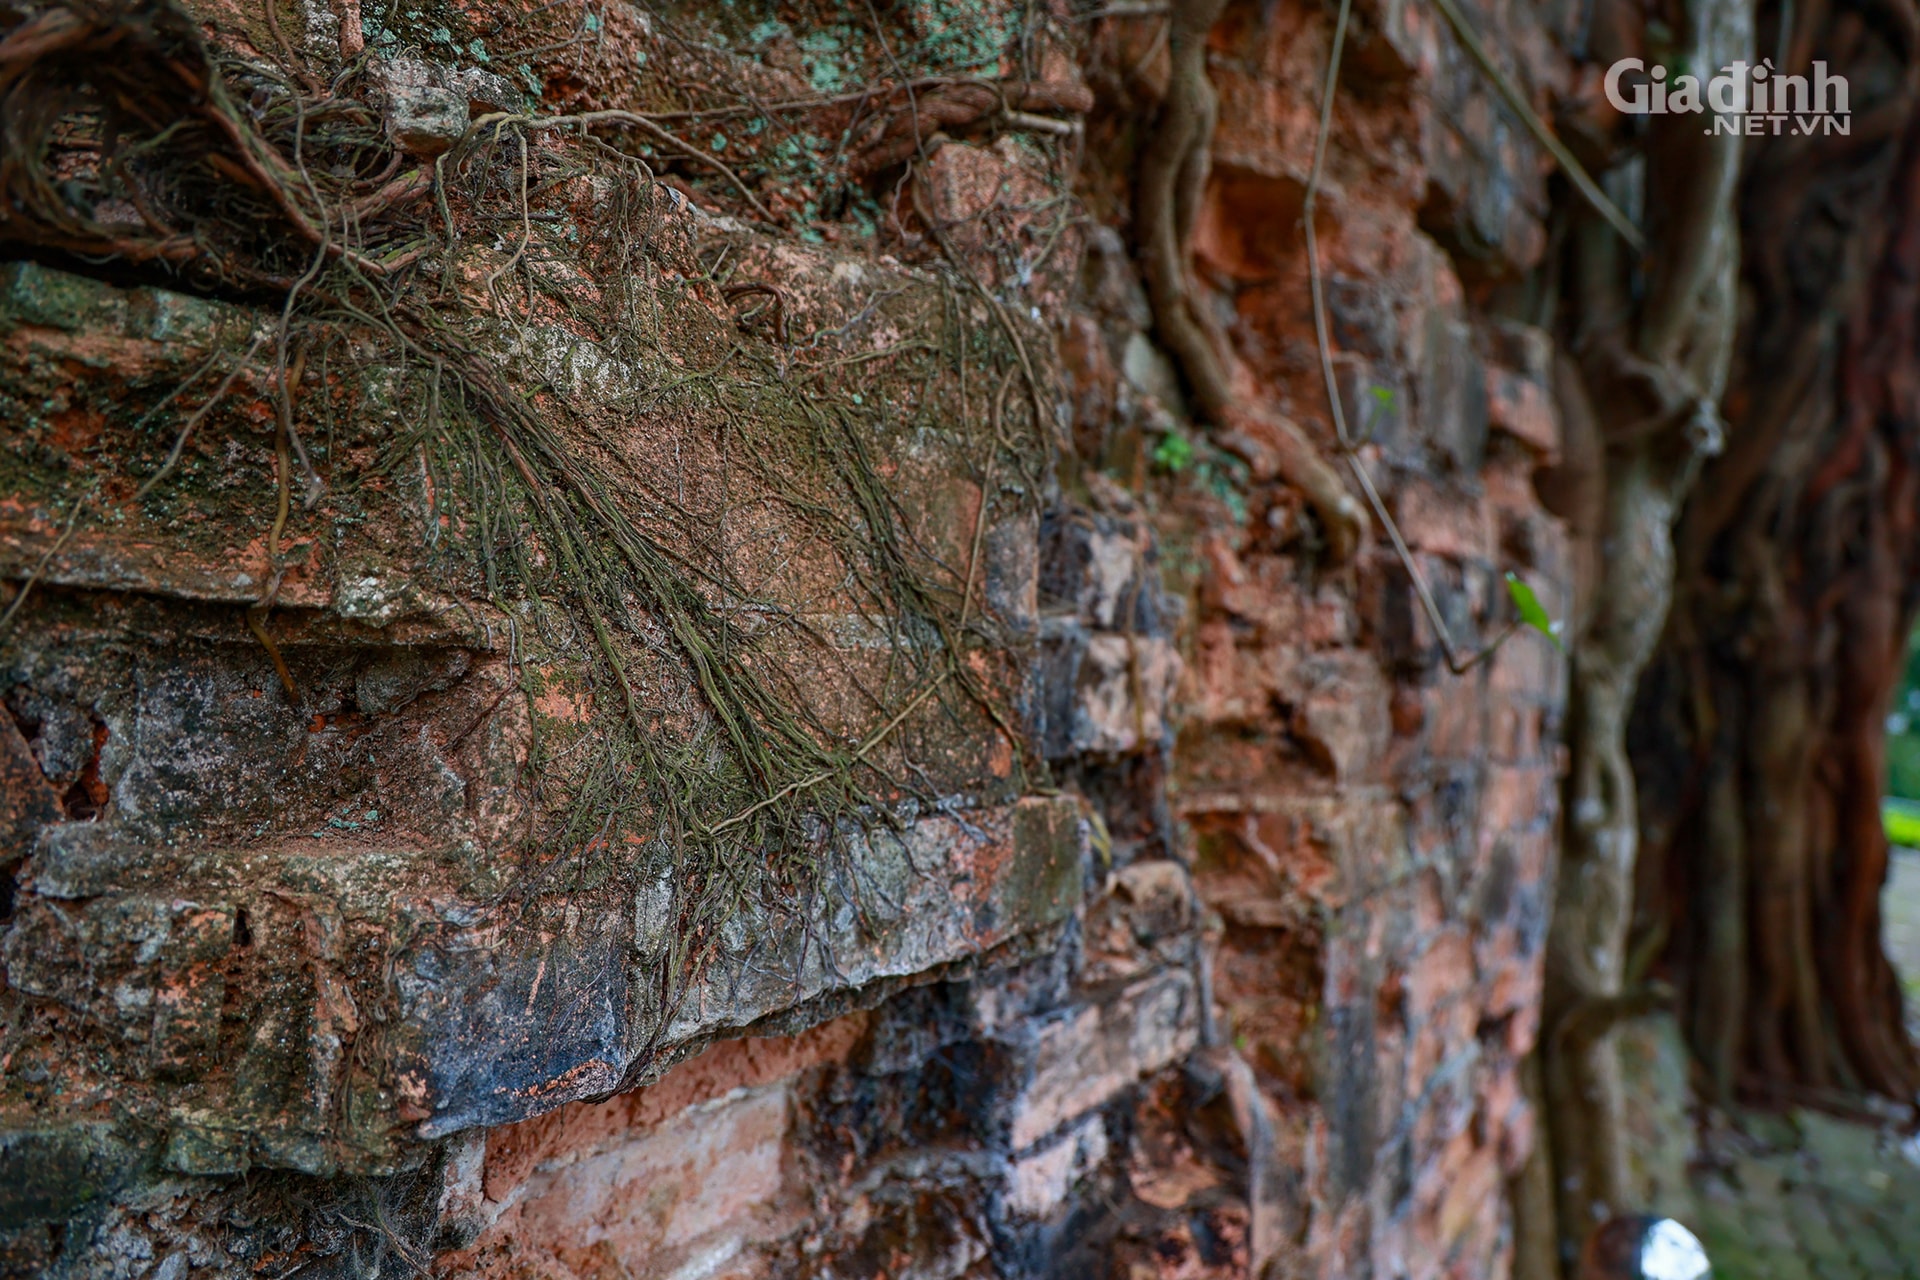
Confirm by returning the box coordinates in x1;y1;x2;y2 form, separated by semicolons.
0;1;1571;1277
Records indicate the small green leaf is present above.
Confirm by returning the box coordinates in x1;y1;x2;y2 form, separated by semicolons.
1505;572;1563;650
1151;432;1194;473
1369;386;1396;407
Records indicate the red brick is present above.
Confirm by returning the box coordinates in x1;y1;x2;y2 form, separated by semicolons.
482;1012;870;1203
1489;702;1541;763
1395;480;1492;561
1482;764;1555;837
1305;584;1359;647
1423;680;1487;760
1295;652;1394;783
1480;936;1544;1019
1484;363;1560;460
1405;929;1477;1019
1488;623;1564;704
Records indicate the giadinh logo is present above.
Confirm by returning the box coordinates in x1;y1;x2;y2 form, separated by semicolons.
1604;58;1852;135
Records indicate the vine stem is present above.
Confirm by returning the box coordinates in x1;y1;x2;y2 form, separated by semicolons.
246;406;301;704
468;110;774;223
135;334;271;500
1304;0;1520;675
706;674;947;837
1428;0;1644;251
0;489;90;638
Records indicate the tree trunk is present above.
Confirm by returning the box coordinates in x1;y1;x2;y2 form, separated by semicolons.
1633;0;1920;1101
1528;0;1920;1268
1534;0;1752;1260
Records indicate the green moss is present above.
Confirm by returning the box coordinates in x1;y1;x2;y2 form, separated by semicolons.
359;0;473;55
0;261;129;334
798;28;856;94
900;0;1014;73
745;18;790;46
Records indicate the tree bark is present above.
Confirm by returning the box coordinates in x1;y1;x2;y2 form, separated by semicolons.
1631;0;1920;1107
1534;0;1752;1258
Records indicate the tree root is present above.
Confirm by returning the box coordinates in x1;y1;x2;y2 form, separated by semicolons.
1532;0;1749;1249
1135;0;1231;423
851;78;1093;176
1216;409;1364;564
1134;0;1367;563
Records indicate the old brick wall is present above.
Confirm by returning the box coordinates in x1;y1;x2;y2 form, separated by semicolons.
0;1;1572;1277
1152;3;1574;1274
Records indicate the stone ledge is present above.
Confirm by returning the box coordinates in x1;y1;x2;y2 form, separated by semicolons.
3;796;1084;1173
420;795;1087;1136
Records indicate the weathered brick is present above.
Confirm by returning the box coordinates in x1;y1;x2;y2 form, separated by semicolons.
1004;1113;1109;1220
1375;552;1494;674
1008;969;1201;1151
1405;930;1477;1019
501;1083;797;1268
1417;314;1493;472
0;2;1585;1275
1489;700;1541;764
1481;764;1557;838
1440;1142;1503;1249
1294;652;1394;783
1394;480;1493;561
1482;321;1560;459
1422;678;1489;761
